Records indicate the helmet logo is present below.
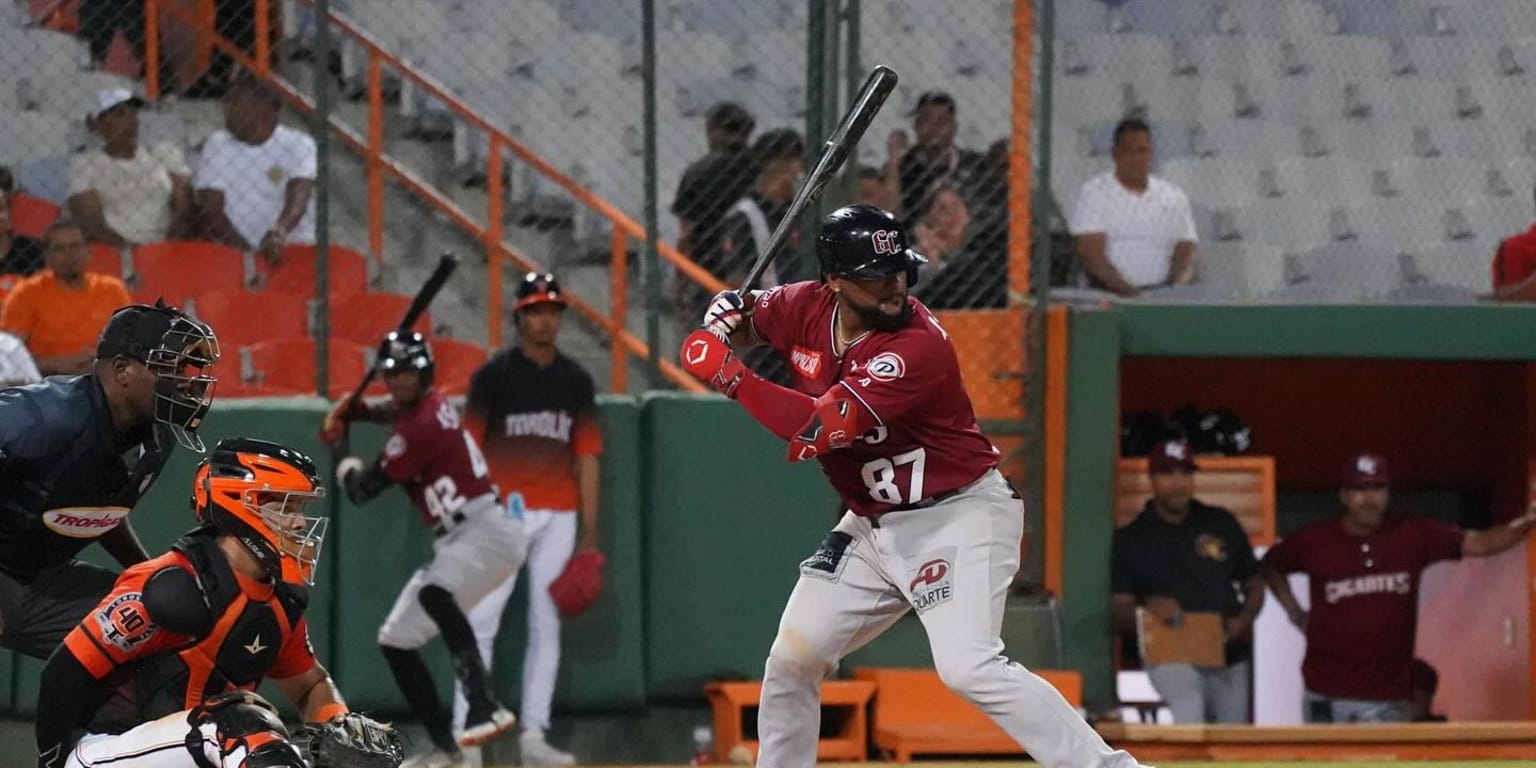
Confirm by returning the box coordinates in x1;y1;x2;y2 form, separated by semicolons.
871;230;901;256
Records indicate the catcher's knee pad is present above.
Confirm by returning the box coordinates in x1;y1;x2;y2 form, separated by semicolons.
186;691;293;768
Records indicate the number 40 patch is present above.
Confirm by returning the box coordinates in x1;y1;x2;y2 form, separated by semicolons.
96;592;155;652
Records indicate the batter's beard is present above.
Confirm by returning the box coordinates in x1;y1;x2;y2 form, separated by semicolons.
849;294;913;333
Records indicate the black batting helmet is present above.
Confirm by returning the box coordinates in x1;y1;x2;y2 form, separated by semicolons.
376;330;433;386
816;204;927;286
515;272;566;312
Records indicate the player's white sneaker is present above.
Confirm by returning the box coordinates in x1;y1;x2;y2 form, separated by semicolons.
458;706;518;747
401;749;468;768
519;729;576;766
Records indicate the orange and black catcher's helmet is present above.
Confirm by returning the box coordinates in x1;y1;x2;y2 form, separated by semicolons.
192;438;327;585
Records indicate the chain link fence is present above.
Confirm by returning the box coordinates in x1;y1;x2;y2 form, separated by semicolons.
1046;0;1536;303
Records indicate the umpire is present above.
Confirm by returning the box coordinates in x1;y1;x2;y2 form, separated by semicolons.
1111;440;1262;724
0;302;218;657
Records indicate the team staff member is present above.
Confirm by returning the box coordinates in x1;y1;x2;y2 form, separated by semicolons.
463;273;601;766
0;302;218;658
36;438;343;768
1263;453;1536;723
681;204;1149;768
1112;440;1262;724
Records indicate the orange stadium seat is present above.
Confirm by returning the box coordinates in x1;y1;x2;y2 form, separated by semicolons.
132;241;245;307
10;194;60;238
258;244;370;296
430;338;489;395
193;289;309;348
86;244;123;279
328;292;430;345
245;337;369;398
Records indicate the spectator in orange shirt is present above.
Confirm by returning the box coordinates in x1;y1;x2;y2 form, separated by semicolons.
0;220;132;375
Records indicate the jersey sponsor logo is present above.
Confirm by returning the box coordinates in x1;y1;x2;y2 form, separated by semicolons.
1195;533;1227;562
908;552;955;614
42;506;130;538
790;346;824;378
384;434;407;460
800;531;854;581
501;410;574;442
871;229;901;255
865;352;905;382
1324;571;1411;604
95;592;154;653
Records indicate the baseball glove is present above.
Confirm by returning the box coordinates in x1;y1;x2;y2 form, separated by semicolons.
296;713;405;768
548;550;606;617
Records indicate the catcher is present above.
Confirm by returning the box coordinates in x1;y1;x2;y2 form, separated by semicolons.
34;438;402;768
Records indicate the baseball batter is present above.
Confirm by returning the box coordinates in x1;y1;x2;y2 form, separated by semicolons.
1261;453;1536;722
679;204;1147;768
35;438;347;768
329;332;524;767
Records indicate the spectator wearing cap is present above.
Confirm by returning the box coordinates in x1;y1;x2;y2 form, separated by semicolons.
1069;118;1197;298
1111;439;1261;724
891;91;984;221
714;128;805;288
672;102;757;262
1;220;131;375
195;74;316;262
1261;454;1536;723
69;89;193;248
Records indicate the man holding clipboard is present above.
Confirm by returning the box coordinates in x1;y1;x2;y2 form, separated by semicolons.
1112;440;1264;724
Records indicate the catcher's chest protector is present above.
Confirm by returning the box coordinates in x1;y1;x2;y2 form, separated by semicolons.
110;533;309;726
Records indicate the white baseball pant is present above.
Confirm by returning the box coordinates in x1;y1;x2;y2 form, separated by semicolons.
377;495;528;649
757;470;1146;768
452;505;578;751
64;709;245;768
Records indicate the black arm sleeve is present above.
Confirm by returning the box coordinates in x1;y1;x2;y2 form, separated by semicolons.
342;457;393;506
37;647;109;768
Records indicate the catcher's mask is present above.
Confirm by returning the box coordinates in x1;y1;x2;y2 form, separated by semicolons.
192;438;328;585
97;301;220;451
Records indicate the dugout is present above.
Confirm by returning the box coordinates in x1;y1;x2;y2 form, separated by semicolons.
1051;302;1536;719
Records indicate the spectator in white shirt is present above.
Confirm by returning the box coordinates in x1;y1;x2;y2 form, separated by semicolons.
194;73;316;262
0;330;41;388
1069;119;1197;298
69;89;193;248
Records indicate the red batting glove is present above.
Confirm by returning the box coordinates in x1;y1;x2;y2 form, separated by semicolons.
319;398;364;445
680;328;748;398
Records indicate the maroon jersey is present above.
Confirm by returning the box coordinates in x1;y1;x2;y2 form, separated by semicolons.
749;281;998;516
1262;513;1464;701
379;388;498;525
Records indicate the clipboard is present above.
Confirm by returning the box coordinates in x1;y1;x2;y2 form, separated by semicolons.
1136;608;1226;668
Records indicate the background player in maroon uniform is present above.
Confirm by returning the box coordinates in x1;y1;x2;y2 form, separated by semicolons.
36;438;345;768
1262;453;1536;723
329;332;524;768
679;204;1148;768
462;273;601;766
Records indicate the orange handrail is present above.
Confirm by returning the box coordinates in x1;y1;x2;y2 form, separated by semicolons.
144;0;708;392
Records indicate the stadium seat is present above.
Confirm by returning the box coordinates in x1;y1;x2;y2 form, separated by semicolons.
1268;157;1373;204
193;289;309;348
131;241;246;307
1216;0;1334;38
1296;242;1399;298
1289;36;1391;79
430;338;489;396
1430;0;1536;39
1411;243;1495;294
1196;242;1286;298
328;292;431;345
16;155;71;204
1054;0;1111;39
1071;34;1175;81
1334;201;1452;254
1244;77;1348;123
1301;121;1416;163
1118;0;1221;38
1192;120;1296;162
1352;79;1459;124
9;194;59;238
245;337;369;398
1159;158;1262;207
1184;35;1284;80
1388;157;1493;209
1240;199;1333;246
87;244;123;279
257;244;370;296
1395;37;1491;81
1052;78;1134;128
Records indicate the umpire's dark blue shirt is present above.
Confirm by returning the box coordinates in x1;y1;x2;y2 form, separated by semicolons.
0;375;166;580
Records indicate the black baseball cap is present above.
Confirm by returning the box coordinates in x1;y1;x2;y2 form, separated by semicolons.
911;90;956;115
97;302;188;361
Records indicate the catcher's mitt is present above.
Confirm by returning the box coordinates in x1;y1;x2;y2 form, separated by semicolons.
548;550;606;616
297;713;405;768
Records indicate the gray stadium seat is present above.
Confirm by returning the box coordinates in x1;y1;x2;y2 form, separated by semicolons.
1287;36;1391;79
1436;120;1529;160
1159;158;1262;206
1299;121;1417;163
1184;35;1285;80
1244;77;1349;123
0;112;76;167
1428;0;1536;39
1388;157;1494;209
1268;157;1373;203
16;155;70;205
1054;0;1112;39
1053;78;1136;127
1240;199;1333;246
557;0;641;39
1118;0;1223;38
1322;0;1435;37
1348;79;1459;124
1336;200;1453;254
1459;200;1532;244
1295;242;1399;298
1392;37;1492;81
1070;34;1176;81
1126;79;1240;124
1196;242;1286;298
1465;79;1536;127
1408;243;1494;293
1196;120;1297;162
1216;0;1334;38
